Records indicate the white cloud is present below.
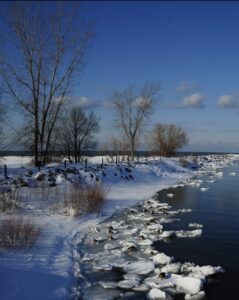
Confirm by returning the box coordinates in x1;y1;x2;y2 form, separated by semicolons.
165;93;205;109
181;93;205;108
217;95;239;109
176;81;194;92
78;96;97;108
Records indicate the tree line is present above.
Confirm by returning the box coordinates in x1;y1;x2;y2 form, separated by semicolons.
0;2;188;166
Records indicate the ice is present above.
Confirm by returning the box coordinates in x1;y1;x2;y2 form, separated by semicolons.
188;223;203;229
147;288;167;299
152;253;173;265
185;291;206;299
181;262;224;276
98;281;118;289
123;261;155;275
176;229;202;238
229;172;236;176
159;231;175;238
161;262;181;274
200;187;209;192
137;239;153;246
167;193;174;198
117;279;140;289
175;276;203;295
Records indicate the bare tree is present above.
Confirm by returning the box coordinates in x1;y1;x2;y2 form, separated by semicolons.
0;2;93;166
58;106;99;163
111;82;160;160
150;123;188;157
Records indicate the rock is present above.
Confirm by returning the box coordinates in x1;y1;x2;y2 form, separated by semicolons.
35;172;46;181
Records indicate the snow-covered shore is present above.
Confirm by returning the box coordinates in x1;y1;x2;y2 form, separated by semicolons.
0;154;237;299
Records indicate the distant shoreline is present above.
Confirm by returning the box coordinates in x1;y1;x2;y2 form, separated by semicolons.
0;150;237;157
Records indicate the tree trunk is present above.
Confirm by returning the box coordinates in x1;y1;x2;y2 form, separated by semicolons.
34;109;39;167
130;140;135;161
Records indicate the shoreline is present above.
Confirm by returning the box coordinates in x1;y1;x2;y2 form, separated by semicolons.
0;154;237;299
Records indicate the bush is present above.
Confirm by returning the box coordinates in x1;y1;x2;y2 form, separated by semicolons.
0;217;40;249
65;183;108;217
0;188;22;213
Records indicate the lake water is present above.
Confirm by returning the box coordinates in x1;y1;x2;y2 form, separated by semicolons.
154;161;239;300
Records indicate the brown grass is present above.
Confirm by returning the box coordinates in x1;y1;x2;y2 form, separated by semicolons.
65;183;108;217
0;189;22;213
0;217;40;250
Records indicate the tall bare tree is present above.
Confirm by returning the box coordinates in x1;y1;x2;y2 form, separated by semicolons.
111;82;160;160
150;123;188;157
0;2;93;166
58;106;99;163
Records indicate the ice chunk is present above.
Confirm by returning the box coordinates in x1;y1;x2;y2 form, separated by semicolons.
118;279;140;289
99;281;118;289
167;193;174;198
147;288;167;299
175;276;203;295
188;223;203;229
176;229;202;238
200;187;209;192
185;291;205;299
229;172;236;176
161;263;181;274
152;253;173;265
123;261;155;275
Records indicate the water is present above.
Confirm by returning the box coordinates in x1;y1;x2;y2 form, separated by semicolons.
154;162;239;299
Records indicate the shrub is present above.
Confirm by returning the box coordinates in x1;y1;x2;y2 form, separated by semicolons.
0;217;40;249
0;188;22;213
65;183;108;216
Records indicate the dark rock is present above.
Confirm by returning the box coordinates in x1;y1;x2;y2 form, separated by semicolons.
125;167;132;173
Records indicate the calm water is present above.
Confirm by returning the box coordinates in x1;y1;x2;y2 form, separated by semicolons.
155;162;239;300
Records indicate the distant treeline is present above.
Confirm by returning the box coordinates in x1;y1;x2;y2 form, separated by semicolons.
0;150;235;158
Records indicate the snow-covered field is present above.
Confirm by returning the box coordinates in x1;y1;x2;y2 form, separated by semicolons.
0;154;237;299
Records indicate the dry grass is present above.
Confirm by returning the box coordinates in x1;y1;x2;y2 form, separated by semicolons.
0;217;40;250
0;189;22;213
65;183;108;217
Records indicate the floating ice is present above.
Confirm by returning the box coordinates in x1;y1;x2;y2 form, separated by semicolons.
147;288;167;299
185;291;206;300
229;172;236;176
117;279;140;289
98;281;118;289
176;229;202;238
175;276;203;295
200;187;209;192
188;223;203;229
123;261;155;275
167;193;174;198
152;253;173;265
161;262;181;274
137;239;153;246
159;230;175;239
181;262;224;276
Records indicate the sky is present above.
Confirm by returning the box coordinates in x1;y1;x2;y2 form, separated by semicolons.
2;1;239;152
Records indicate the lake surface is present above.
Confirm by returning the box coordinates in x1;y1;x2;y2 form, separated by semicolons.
155;161;239;300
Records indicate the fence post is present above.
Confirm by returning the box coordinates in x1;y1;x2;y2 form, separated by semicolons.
64;160;67;169
4;164;8;179
101;157;104;169
84;158;88;172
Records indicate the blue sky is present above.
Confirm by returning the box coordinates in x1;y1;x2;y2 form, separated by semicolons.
66;1;239;152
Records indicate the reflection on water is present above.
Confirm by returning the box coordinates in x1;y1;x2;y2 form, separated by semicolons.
155;163;239;300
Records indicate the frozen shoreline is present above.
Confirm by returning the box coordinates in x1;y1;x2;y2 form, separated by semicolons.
0;154;238;299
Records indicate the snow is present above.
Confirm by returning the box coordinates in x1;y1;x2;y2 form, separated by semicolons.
0;154;237;299
229;172;236;176
166;193;174;198
147;288;167;299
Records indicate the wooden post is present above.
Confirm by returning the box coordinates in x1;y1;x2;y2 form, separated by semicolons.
101;157;104;169
64;160;67;169
4;165;8;179
127;156;130;166
116;156;118;164
84;158;88;172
